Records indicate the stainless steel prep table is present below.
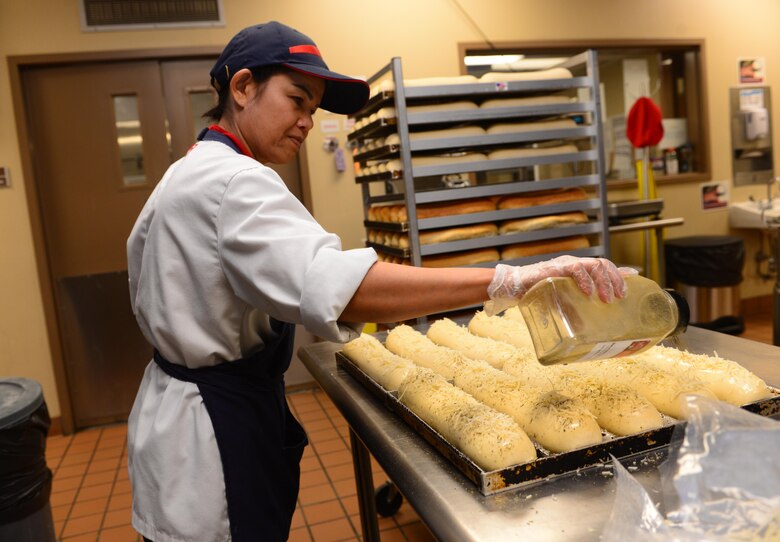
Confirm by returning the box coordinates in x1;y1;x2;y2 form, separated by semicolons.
297;326;780;541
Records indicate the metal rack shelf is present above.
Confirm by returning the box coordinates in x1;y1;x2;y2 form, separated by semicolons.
352;53;610;296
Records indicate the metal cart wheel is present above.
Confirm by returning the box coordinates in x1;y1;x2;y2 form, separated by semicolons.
374;481;403;517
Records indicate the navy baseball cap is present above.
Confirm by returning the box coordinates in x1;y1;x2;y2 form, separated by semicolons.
210;21;369;115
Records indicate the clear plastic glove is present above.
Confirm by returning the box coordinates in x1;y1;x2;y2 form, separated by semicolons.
484;255;638;316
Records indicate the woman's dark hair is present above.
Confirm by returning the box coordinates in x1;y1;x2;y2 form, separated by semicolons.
203;65;289;121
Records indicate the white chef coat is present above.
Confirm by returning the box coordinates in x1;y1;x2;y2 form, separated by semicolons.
126;139;376;542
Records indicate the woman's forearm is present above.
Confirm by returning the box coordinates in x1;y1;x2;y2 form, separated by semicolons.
341;262;495;323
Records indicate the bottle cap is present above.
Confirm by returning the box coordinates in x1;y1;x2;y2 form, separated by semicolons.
665;288;690;335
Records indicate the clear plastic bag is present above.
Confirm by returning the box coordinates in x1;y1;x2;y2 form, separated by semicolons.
602;395;780;541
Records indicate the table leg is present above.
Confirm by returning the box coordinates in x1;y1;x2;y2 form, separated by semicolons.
350;428;380;542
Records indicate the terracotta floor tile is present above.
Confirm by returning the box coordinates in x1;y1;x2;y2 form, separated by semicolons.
52;503;71;523
87;457;121;474
299;455;321;473
108;492;134;511
100;424;128;439
373;526;407;542
287;526;312;542
53;475;83;492
67;441;99;456
298;482;337;506
51;488;78;507
56;463;89;480
113;478;133;495
298;409;328;423
97;523;139;542
402;520;437;541
340;495;359;516
312;438;348;455
93;445;124;459
82;470;117;487
62;533;99;542
307;517;355;542
115;467;130;481
60;450;95;467
301;499;345;525
61;512;103;538
308;428;341;445
97;436;126;451
332;478;357;498
102;507;133;529
301;417;334;432
300;467;328;488
326;462;354;482
318;450;352;468
290;507;305;529
77;482;114;502
70;496;108;519
393;501;420;526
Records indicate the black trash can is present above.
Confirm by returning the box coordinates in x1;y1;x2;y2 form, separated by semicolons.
665;235;745;335
0;378;56;542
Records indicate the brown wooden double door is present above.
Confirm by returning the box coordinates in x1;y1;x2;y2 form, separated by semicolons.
22;57;304;430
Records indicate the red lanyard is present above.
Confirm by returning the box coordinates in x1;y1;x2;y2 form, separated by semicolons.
207;124;253;158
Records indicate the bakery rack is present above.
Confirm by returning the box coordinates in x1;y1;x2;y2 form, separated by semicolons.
349;53;611;278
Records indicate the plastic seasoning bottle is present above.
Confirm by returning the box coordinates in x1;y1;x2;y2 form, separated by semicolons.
518;275;690;365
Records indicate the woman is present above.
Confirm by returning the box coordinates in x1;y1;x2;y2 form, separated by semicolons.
127;21;628;542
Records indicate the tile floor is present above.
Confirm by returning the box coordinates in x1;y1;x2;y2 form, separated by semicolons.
46;306;774;542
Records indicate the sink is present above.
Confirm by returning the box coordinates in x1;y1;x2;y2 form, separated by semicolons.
729;199;780;228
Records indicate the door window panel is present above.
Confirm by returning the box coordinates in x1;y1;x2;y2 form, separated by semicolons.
112;94;147;186
189;89;216;141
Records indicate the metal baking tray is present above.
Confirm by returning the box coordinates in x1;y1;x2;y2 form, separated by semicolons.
335;351;780;496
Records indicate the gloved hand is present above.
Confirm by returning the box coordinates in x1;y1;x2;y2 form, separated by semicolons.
484;255;638;316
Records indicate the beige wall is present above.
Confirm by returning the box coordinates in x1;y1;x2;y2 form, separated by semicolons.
2;0;779;418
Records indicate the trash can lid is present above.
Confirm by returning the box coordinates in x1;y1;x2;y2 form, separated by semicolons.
0;378;44;430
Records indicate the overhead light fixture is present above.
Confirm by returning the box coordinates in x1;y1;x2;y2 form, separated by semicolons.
464;54;522;66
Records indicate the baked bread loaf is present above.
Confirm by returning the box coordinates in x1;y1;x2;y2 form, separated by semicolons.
499;212;589;234
497;187;588;210
479;67;573;82
500;236;590;260
486;118;577;134
409;223;499;246
480;95;573;109
421;248;500;268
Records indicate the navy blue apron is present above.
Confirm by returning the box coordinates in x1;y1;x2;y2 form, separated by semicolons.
152;127;308;541
153;320;306;542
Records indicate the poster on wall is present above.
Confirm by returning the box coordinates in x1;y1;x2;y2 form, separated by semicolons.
701;182;729;211
739;57;766;84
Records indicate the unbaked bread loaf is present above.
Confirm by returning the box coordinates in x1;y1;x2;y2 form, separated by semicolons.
574;358;716;419
386;324;468;380
389;324;602;453
500;236;590;260
467;310;535;350
630;345;773;405
421;248;500;268
384;152;488;175
407;100;479;113
427;317;522;369
499;212;589;234
398;368;537;470
341;333;417;392
497;187;588;210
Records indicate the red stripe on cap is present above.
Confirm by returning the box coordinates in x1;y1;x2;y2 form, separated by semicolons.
289;44;321;57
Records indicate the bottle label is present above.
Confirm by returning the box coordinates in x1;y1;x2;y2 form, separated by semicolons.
577;339;654;361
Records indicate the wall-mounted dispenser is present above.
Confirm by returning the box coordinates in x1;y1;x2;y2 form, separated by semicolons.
731;86;774;186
